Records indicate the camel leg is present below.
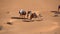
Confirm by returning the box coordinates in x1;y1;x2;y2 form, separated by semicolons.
21;15;23;18
22;15;25;18
22;15;24;18
19;14;21;18
27;14;29;19
58;8;59;12
24;15;25;18
30;16;33;20
20;14;23;18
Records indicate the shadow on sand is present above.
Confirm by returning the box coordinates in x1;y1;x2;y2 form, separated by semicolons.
7;22;13;25
11;17;27;19
11;17;43;22
35;19;43;21
11;17;34;22
51;11;60;17
0;26;3;30
51;11;57;13
22;19;34;22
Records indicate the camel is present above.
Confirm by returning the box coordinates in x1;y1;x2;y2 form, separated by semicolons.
19;9;26;18
27;11;43;20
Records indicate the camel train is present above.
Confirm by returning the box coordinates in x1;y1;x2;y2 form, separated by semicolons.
19;9;42;21
19;5;60;20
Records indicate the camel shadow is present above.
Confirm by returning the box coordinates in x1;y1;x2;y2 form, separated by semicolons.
11;17;34;22
11;17;27;19
36;19;43;21
51;11;57;13
51;11;60;17
0;26;3;30
7;22;13;25
22;19;43;22
22;19;34;22
51;11;60;14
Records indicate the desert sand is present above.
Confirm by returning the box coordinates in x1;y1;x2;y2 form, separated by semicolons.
0;0;60;34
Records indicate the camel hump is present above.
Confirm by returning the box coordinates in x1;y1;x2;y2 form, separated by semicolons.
19;9;26;15
31;13;37;18
28;11;32;14
19;9;25;13
33;13;38;18
19;9;23;13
